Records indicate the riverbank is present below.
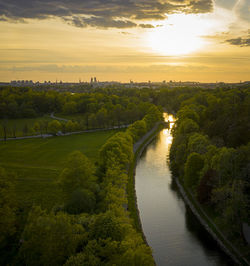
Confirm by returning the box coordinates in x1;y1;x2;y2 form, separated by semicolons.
128;122;164;241
173;175;249;266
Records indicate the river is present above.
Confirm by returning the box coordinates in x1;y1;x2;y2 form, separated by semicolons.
135;114;232;266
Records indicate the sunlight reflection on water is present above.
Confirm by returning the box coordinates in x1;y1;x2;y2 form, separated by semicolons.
135;113;231;266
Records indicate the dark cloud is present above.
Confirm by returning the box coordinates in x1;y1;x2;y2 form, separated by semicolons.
64;16;138;29
0;0;213;28
226;36;250;47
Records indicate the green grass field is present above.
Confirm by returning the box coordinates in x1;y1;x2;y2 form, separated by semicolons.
0;130;119;210
0;115;54;138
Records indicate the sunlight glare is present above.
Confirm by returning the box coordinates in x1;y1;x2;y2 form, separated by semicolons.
147;14;211;56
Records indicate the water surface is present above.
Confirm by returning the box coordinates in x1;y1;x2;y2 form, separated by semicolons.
135;115;232;266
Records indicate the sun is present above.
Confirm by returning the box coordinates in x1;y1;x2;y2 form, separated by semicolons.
147;14;209;56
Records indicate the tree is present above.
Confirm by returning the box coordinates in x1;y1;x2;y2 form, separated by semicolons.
62;101;77;114
211;147;237;186
65;120;75;133
99;132;133;171
22;123;29;136
33;122;40;135
89;211;124;241
64;251;100;266
184;152;204;190
96;108;108;128
212;180;248;236
177;106;199;124
188;133;210;154
0;167;16;248
119;246;154;266
1;120;8;141
12;123;17;138
197;169;217;204
58;151;96;198
177;118;199;136
65;188;96;214
48;120;62;135
127;120;147;143
19;206;86;266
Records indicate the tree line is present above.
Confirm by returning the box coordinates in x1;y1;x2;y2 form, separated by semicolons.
0;87;160;138
169;87;250;247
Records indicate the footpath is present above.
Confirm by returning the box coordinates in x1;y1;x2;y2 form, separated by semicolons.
0;125;129;141
1;113;129;141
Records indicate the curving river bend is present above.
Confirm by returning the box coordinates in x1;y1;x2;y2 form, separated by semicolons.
135;114;232;266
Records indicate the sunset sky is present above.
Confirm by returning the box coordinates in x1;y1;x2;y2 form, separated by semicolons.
0;0;250;83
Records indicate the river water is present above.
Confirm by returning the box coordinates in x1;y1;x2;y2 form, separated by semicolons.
135;115;232;266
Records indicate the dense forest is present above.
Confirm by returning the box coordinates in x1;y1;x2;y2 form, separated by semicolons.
0;87;159;138
169;87;250;255
0;85;249;264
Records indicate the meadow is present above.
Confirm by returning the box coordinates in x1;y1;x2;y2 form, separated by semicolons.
0;130;119;210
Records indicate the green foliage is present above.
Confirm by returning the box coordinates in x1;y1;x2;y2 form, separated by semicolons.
188;133;210;154
184;152;204;190
89;211;124;241
212;180;248;237
58;151;97;198
211;147;237;186
177;118;199;135
169;136;188;177
48;120;62;134
177;106;199;123
65;188;96;214
168;86;250;243
63;101;77;115
197;169;216;204
33;122;40;134
0;167;16;248
0;86;163;264
65;120;77;132
64;251;100;266
127;120;147;143
119;245;155;266
99;132;133;170
143;105;163;130
19;206;86;266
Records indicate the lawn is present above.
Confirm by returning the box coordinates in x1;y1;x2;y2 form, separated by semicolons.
0;115;54;138
0;130;119;210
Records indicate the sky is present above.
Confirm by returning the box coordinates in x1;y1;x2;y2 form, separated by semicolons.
0;0;250;83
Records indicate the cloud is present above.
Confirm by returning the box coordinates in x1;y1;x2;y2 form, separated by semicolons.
234;0;250;22
64;16;138;29
226;30;250;47
226;37;250;46
0;0;213;29
214;0;238;10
